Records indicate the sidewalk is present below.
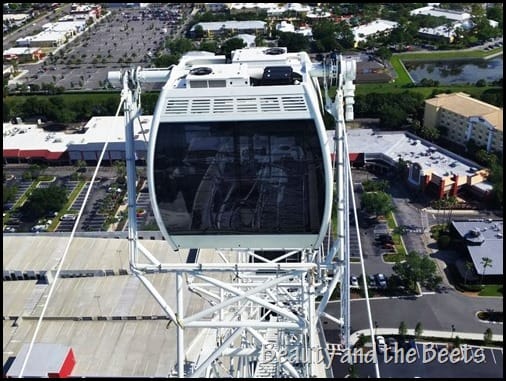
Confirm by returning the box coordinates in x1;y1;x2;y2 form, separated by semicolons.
350;328;503;346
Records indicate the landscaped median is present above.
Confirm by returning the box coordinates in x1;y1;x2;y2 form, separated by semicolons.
382;211;407;264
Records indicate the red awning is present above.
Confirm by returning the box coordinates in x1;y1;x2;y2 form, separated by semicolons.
4;149;64;160
3;149;20;158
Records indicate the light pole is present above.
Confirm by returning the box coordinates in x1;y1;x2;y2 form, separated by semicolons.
117;249;123;270
95;295;103;315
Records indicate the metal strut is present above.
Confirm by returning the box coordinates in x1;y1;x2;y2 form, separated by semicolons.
108;54;359;377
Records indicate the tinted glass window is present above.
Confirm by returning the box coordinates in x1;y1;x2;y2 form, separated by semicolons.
153;120;325;235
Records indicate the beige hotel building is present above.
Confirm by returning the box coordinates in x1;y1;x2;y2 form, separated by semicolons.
424;92;503;154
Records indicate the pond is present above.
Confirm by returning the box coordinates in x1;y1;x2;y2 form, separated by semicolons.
403;55;503;85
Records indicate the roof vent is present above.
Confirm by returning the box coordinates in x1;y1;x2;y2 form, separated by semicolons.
189;67;213;76
263;47;285;55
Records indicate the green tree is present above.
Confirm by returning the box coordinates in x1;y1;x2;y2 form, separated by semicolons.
153;54;180;68
360;191;395;216
277;32;310;52
393;251;442;292
376;46;392;64
199;40;218;53
414;322;423;339
193;24;204;39
484;328;493;345
398;321;408;338
75;160;87;174
480;257;493;284
464;261;474;285
3;184;18;206
20;185;68;220
362;179;389;192
220;37;247;57
166;38;195;56
113;160;127;185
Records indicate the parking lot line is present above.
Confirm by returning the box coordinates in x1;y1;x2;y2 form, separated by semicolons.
490;348;496;364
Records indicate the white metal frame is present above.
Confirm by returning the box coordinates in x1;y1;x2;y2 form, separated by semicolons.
108;50;357;378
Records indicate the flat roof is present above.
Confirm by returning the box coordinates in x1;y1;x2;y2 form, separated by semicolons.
346;128;483;179
2;238;239;377
3;116;151;158
352;19;398;41
410;6;471;21
3;47;42;55
3;236;182;273
451;219;503;275
6;343;72;377
426;92;503;132
191;20;266;32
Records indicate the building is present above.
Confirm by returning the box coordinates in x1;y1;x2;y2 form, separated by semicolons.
228;3;311;17
351;19;398;48
450;219;503;282
233;33;256;48
6;343;76;378
346;129;491;200
3;47;44;63
1;236;225;377
3;116;151;165
424;92;503;154
409;6;472;23
276;20;295;33
189;20;266;38
417;25;457;43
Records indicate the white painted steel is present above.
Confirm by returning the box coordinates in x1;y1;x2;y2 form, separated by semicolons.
106;46;358;378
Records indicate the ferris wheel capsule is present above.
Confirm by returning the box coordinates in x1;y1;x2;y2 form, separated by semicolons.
147;47;335;250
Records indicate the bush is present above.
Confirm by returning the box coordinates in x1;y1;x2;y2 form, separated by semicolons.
457;283;483;292
437;234;451;249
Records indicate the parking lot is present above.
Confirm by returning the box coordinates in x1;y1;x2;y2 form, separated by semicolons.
331;341;503;378
7;4;190;92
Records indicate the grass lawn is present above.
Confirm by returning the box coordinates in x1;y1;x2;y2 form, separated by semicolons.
478;284;503;297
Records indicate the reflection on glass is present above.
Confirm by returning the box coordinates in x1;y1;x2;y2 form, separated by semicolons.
153;120;325;235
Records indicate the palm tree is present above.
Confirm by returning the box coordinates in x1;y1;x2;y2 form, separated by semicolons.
480;257;493;284
398;321;407;339
484;328;493;345
446;196;458;225
414;322;423;339
463;261;474;285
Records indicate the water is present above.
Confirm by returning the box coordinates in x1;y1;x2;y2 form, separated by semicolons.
404;55;503;85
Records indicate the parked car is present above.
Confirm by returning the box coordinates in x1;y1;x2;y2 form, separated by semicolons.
377;234;394;244
386;337;397;353
350;275;359;288
60;214;76;221
375;273;387;289
376;335;386;353
368;274;377;288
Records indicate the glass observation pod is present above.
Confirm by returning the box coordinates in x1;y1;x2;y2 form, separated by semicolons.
147;47;333;250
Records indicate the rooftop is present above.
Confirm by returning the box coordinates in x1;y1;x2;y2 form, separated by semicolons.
451;219;503;275
3;236;228;377
346;129;485;179
191;20;266;32
410;6;471;22
3;116;151;159
426;92;503;132
352;19;398;42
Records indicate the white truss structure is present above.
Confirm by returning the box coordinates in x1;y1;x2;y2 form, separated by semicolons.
108;50;357;378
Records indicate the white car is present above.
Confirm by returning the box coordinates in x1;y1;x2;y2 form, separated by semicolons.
376;335;386;353
350;276;359;288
